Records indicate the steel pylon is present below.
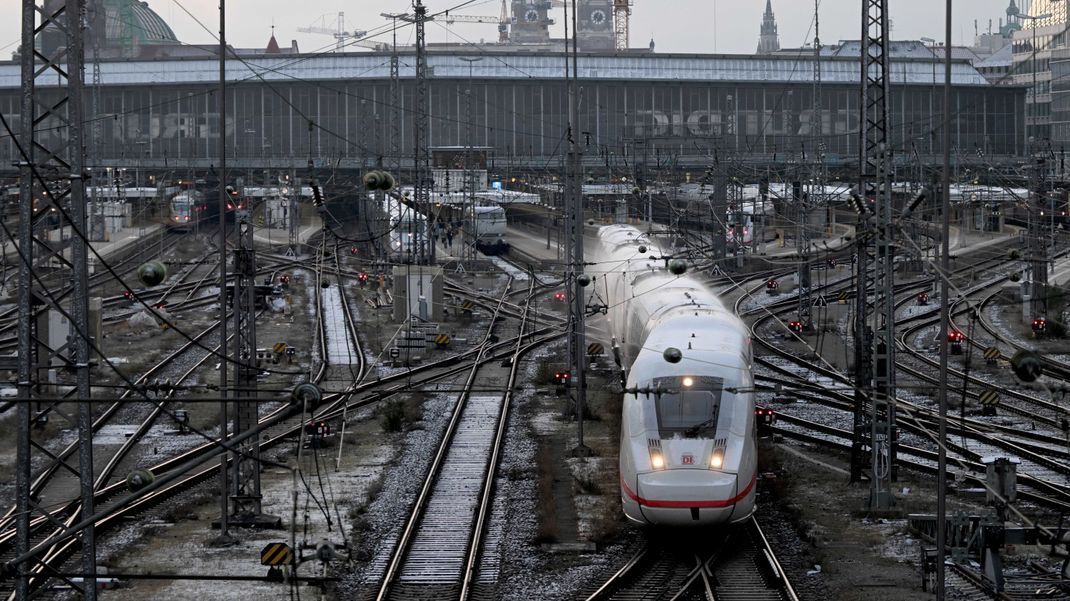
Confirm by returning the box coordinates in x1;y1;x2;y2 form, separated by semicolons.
14;1;97;597
854;0;897;510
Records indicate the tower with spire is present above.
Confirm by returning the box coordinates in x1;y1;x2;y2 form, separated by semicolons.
757;0;780;54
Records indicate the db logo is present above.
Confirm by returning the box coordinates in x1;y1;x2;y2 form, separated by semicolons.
681;454;694;465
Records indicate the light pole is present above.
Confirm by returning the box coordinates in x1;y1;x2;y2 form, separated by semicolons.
921;37;936;157
459;56;482;267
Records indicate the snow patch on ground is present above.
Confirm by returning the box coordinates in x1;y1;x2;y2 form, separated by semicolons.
490;256;530;281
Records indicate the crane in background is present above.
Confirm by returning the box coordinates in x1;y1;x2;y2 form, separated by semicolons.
614;0;631;50
298;12;390;52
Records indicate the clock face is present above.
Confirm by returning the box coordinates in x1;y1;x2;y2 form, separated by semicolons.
590;9;607;25
525;9;539;22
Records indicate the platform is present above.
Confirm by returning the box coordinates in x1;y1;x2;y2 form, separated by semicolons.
251;213;323;247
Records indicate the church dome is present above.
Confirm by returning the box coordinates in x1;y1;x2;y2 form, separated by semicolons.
103;0;178;45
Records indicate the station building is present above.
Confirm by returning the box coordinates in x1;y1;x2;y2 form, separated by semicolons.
0;1;1026;173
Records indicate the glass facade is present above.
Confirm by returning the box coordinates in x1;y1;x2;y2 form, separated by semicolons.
0;55;1026;168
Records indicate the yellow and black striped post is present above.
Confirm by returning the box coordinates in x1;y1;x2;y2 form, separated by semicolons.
983;346;1000;366
261;542;294;566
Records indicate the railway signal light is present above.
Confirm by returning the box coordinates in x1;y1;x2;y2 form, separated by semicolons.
553;371;570;386
766;279;779;294
917;292;929;305
1032;317;1047;337
552;291;566;302
358;272;369;286
350;246;358;255
305;420;330;448
123;290;134;300
280;274;291;286
788;320;804;333
755;407;776;429
949;330;965;354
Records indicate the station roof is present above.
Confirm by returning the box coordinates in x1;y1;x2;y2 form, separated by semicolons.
0;50;994;89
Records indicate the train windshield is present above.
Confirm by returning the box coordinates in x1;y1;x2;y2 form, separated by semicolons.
651;375;724;438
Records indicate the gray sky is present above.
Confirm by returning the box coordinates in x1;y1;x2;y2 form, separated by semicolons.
0;1;1019;57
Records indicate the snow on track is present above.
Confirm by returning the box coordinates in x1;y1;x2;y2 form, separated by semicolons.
321;285;356;364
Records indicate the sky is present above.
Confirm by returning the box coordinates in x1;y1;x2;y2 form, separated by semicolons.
0;1;1022;58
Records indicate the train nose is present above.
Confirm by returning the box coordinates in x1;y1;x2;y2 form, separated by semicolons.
633;470;742;526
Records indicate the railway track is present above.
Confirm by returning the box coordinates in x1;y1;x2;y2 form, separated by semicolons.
0;250;331;597
581;517;799;601
0;260;563;597
370;277;535;600
735;236;1070;513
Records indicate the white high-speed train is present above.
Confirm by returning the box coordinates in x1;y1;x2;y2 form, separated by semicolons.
595;224;757;526
379;197;427;261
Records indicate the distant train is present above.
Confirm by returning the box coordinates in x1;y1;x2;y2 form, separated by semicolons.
166;190;215;230
471;205;509;255
434;202;510;255
595;224;758;526
166;187;249;230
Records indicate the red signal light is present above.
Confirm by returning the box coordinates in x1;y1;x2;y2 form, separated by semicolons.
948;330;965;343
917;292;929;304
1032;318;1047;332
553;292;566;301
788;320;803;333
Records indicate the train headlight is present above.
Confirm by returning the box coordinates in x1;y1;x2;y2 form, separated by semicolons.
649;449;665;470
682;376;694;388
710;448;724;470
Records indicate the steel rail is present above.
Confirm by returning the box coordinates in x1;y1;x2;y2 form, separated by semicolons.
374;282;512;600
